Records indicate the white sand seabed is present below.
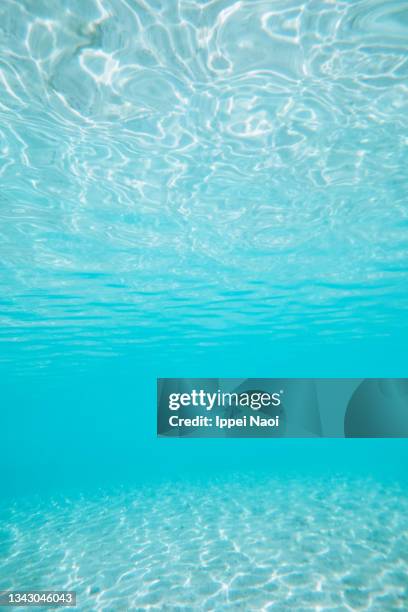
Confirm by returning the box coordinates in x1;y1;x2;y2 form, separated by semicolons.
0;475;407;611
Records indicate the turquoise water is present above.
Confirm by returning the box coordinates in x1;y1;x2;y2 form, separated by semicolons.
1;0;408;610
2;476;408;610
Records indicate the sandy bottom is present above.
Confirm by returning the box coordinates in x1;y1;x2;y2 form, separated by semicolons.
1;475;407;611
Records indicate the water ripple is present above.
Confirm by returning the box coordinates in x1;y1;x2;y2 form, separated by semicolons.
0;0;407;366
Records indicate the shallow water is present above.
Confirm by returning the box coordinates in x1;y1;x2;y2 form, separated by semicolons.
1;475;408;611
1;0;408;369
1;1;408;610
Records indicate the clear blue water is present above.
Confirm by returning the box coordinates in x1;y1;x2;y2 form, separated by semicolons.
1;0;408;609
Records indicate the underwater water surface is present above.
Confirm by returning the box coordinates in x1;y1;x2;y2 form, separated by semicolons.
1;0;408;369
1;0;408;610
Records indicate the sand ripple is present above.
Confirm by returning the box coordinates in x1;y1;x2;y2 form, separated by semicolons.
1;475;407;610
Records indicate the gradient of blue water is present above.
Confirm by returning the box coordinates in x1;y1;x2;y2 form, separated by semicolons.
3;339;408;499
0;0;407;498
1;3;408;609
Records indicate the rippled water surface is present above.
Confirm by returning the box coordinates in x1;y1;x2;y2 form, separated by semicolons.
1;4;408;610
1;0;408;369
